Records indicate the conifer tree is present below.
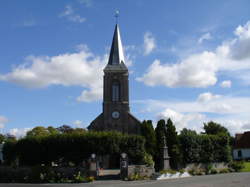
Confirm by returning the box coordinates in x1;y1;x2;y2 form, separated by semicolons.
166;118;181;169
141;120;156;157
154;119;166;171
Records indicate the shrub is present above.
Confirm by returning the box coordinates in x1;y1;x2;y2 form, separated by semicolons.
160;169;177;175
210;168;218;174
179;130;231;164
218;168;230;174
229;161;244;172
3;131;145;166
143;153;154;167
0;166;90;183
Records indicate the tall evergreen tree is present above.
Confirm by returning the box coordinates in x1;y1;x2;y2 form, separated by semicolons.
154;119;166;171
140;120;156;157
166;118;181;169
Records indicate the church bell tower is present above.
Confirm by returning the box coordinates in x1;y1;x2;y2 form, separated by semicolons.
88;24;141;134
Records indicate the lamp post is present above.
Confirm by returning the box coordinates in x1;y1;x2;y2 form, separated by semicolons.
120;152;128;180
89;153;98;178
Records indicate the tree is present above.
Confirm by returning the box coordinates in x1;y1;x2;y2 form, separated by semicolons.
56;125;74;134
26;126;50;137
203;121;234;147
0;134;5;144
47;126;59;135
166;118;181;169
154;119;166;171
179;128;200;164
203;121;230;136
4;134;16;142
140;120;156;157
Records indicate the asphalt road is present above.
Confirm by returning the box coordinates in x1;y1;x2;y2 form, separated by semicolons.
0;172;250;187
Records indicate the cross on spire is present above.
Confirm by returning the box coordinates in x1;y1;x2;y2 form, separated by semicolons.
115;10;119;24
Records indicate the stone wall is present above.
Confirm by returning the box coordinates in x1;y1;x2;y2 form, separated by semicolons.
128;165;155;177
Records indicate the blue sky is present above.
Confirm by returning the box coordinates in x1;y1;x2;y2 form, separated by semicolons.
0;0;250;136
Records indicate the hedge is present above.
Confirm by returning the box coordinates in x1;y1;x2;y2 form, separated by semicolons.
179;132;231;164
3;131;145;166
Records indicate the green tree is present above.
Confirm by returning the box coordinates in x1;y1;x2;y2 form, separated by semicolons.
56;125;74;134
26;126;50;137
140;120;156;157
203;121;234;148
0;134;5;144
179;128;200;164
203;121;230;136
166;118;181;169
47;126;59;135
154;119;166;171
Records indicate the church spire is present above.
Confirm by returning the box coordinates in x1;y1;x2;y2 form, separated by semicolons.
107;24;126;66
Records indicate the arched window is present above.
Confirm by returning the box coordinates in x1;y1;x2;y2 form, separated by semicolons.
112;81;120;101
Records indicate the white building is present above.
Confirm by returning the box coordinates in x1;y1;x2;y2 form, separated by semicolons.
233;131;250;160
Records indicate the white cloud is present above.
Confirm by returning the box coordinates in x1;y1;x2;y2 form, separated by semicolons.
0;44;106;102
0;116;8;129
220;80;232;88
138;21;250;88
143;32;156;55
158;108;206;132
59;5;86;23
198;32;212;44
197;92;221;102
136;91;250;134
137;51;218;87
9;128;31;138
73;120;84;127
77;86;102;102
242;123;250;130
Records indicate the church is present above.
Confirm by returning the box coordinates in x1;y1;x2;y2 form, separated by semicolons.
88;24;141;134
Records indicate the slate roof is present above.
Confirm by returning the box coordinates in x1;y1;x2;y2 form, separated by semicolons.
234;131;250;149
104;24;128;72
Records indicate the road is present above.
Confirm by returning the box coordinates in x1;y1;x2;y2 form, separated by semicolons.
0;172;250;187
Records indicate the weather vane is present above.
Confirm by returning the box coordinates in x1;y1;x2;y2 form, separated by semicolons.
115;10;119;24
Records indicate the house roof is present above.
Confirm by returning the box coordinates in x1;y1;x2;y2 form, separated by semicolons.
234;131;250;149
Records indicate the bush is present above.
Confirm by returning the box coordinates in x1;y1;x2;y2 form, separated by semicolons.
160;169;177;175
218;168;230;174
0;166;90;183
188;168;206;176
143;153;154;167
3;131;145;166
229;161;244;172
179;130;231;164
210;168;218;174
127;173;148;181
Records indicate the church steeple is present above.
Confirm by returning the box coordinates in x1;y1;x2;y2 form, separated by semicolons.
105;24;127;71
88;21;141;135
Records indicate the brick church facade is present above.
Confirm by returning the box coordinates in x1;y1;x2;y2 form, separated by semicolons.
88;24;141;134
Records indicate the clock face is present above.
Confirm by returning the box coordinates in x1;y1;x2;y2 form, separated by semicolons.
112;111;120;119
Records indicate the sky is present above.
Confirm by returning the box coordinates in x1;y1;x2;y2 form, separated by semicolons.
0;0;250;137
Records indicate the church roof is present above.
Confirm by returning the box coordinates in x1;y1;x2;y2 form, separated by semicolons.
104;24;128;72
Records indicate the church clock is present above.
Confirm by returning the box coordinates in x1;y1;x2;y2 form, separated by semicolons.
112;111;120;119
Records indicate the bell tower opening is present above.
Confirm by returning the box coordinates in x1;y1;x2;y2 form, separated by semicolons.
112;81;120;102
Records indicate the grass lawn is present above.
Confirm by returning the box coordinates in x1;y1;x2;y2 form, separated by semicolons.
241;162;250;172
